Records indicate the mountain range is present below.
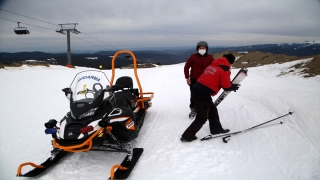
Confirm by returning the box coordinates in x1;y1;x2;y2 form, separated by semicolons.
1;41;319;69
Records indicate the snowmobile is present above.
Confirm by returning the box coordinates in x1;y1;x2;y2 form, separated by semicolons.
16;50;154;179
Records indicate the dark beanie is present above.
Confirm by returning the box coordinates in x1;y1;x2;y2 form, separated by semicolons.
196;41;208;50
223;54;236;64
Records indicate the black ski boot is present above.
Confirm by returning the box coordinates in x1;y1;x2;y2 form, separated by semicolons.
211;129;230;135
221;129;230;134
180;136;197;142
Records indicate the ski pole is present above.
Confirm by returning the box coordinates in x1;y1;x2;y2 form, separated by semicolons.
201;111;293;141
222;111;293;143
221;121;283;143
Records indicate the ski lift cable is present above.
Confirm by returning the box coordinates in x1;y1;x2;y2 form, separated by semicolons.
0;16;55;31
0;16;115;50
70;34;111;49
81;32;118;50
0;8;57;26
0;8;119;50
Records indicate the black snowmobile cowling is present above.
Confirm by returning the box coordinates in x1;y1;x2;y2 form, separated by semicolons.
16;50;154;179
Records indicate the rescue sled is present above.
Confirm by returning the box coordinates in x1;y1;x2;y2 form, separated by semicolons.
16;50;154;179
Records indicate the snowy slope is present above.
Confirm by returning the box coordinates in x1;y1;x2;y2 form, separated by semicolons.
0;59;319;180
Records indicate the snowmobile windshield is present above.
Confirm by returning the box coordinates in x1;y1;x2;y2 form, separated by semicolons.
69;70;110;103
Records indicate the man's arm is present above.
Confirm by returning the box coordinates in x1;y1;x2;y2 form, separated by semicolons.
184;55;193;80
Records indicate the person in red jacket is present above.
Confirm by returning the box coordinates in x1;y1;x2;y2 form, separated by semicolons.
181;54;240;142
184;41;214;119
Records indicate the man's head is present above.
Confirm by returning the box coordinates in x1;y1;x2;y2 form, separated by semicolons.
196;41;208;56
223;54;236;64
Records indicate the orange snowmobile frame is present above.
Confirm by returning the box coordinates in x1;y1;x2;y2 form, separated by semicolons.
52;126;112;152
110;50;154;109
16;50;154;178
17;126;112;176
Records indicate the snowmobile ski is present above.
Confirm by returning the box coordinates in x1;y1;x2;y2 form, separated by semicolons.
17;150;69;177
201;112;293;142
110;148;144;179
213;68;248;107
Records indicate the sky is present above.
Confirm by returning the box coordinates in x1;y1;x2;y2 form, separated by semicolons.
0;0;320;52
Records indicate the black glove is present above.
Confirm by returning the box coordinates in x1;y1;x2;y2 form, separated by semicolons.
223;84;240;92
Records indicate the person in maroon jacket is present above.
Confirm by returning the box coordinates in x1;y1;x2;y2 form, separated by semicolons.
181;54;240;142
184;41;214;119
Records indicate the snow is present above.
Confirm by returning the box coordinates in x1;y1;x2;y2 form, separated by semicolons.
85;57;98;60
25;60;42;62
0;59;320;180
278;40;320;46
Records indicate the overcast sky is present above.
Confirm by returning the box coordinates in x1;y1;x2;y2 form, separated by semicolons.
0;0;319;52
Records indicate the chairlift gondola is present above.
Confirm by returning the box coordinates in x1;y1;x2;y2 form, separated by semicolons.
14;22;30;35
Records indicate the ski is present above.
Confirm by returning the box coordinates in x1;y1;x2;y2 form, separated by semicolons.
213;68;248;107
201;112;293;142
110;148;144;179
17;150;70;177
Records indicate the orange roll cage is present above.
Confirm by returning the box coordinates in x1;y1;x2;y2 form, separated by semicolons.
110;50;154;109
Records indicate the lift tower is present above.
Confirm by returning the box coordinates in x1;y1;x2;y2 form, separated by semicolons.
56;23;80;67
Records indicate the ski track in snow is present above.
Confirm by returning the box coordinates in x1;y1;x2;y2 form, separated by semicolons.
0;59;320;180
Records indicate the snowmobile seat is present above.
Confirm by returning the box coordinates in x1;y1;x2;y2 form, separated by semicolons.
115;76;133;89
114;76;136;109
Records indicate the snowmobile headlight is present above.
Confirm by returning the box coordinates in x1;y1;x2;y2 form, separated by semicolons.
45;128;57;134
80;125;94;134
44;119;57;128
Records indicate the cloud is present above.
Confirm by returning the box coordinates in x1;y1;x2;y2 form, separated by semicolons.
0;0;319;52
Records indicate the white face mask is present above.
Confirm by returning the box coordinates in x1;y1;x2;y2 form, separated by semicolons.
198;49;206;55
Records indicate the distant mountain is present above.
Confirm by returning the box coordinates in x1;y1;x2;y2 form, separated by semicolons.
0;51;65;60
209;41;320;57
0;51;186;69
164;41;320;58
94;50;186;65
1;41;319;68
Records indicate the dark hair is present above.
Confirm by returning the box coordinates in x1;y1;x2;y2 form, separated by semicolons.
223;54;236;64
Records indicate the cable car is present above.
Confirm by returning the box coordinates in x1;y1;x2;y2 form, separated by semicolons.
14;22;30;35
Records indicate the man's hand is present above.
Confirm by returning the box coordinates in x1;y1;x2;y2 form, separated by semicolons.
186;79;191;85
223;84;240;92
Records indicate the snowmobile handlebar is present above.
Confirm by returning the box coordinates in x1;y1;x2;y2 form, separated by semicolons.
105;85;125;92
62;87;72;96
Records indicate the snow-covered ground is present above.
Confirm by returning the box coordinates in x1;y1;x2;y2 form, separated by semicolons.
0;59;319;180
